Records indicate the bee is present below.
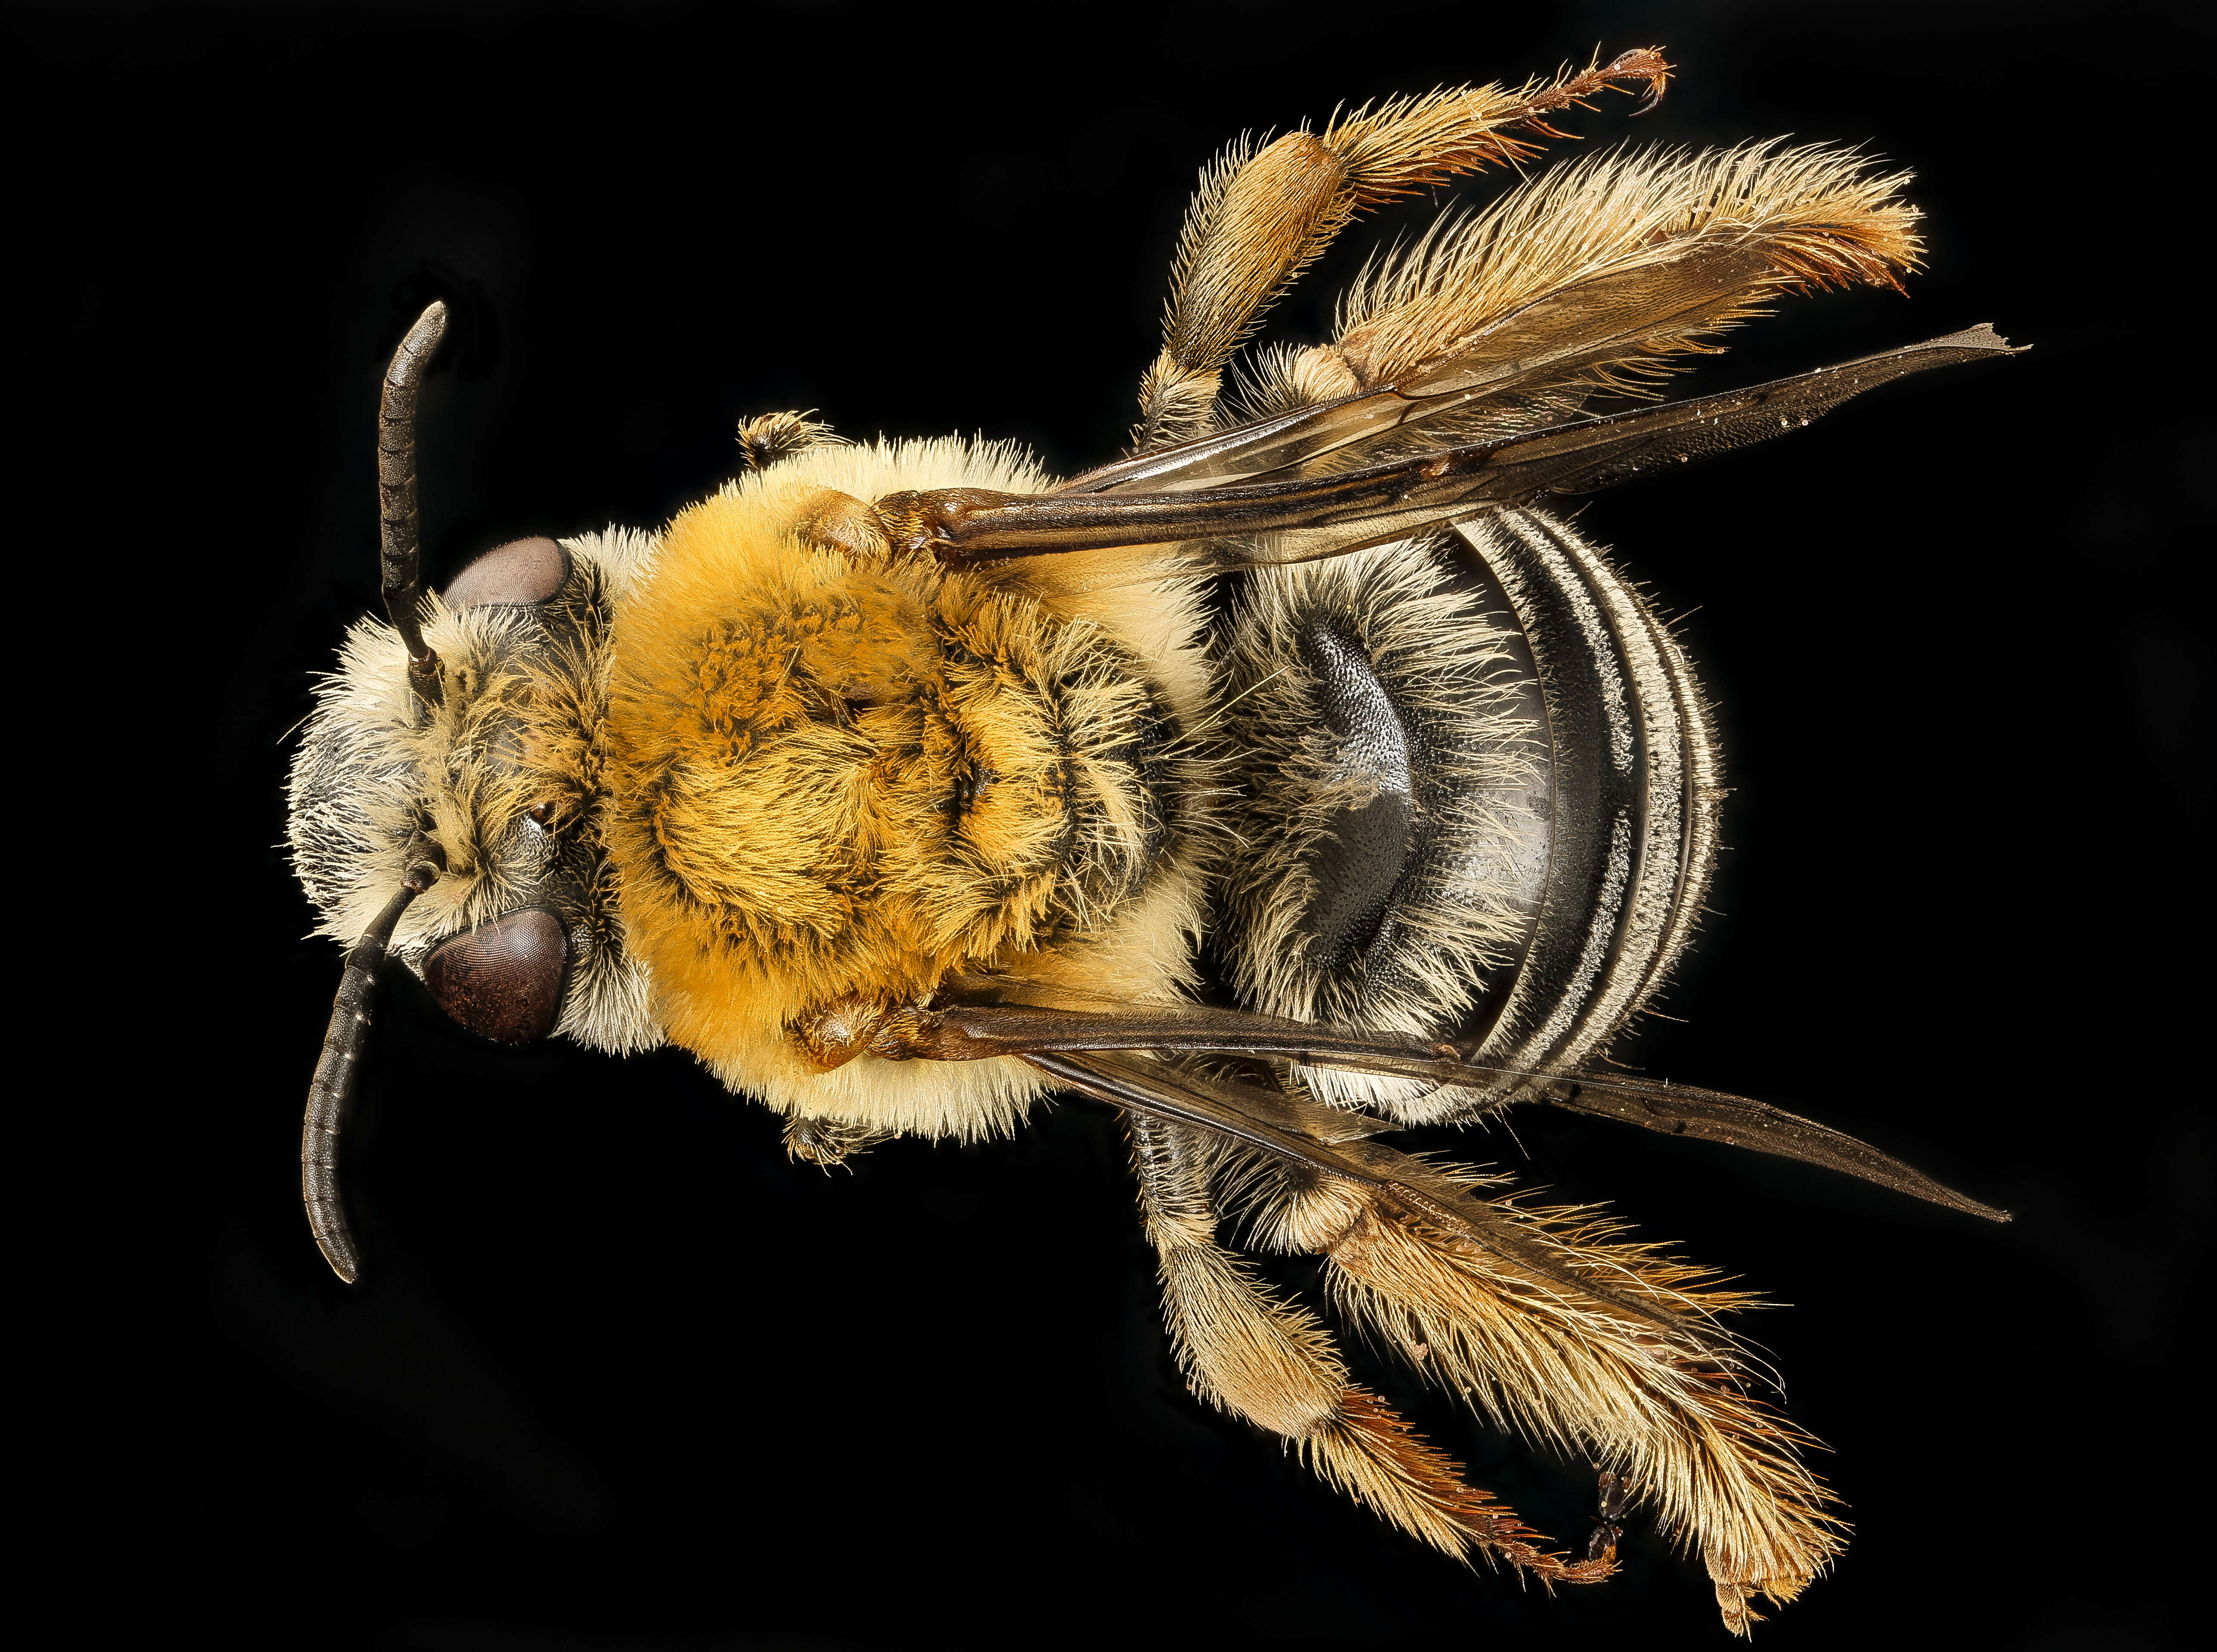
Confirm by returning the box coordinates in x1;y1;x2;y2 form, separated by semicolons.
287;49;2017;1634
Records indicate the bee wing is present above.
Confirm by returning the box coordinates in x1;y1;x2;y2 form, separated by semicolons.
885;326;2022;567
1061;241;1782;496
913;990;2007;1222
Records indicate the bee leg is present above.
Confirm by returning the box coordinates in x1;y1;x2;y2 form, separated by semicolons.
1251;1151;1840;1637
1586;1468;1629;1564
735;410;840;474
1133;50;1670;450
781;1113;892;1169
1126;1112;1606;1583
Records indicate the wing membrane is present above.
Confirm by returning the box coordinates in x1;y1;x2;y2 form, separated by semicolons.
889;326;2021;566
910;992;2006;1221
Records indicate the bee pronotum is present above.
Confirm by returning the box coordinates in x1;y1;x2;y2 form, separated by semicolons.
288;49;2016;1634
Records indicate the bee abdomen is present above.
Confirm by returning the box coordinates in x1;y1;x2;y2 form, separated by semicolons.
1462;510;1722;1099
1214;509;1720;1125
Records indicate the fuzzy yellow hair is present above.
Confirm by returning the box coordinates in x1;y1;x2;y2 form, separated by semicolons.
602;439;1216;1137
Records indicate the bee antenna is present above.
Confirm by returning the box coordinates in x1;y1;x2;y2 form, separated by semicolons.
301;857;440;1283
379;300;449;707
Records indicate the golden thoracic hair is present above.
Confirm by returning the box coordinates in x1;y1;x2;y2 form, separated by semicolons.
598;438;1220;1139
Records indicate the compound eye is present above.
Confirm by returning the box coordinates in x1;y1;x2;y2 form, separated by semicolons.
442;536;568;608
423;908;569;1043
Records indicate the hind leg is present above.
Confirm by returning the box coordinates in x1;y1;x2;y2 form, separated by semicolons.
1243;1134;1842;1636
1130;50;1670;448
1127;1109;1607;1581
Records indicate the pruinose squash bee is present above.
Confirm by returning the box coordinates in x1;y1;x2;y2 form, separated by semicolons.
288;49;2017;1633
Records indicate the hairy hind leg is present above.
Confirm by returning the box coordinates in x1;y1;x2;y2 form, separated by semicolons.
1127;1110;1609;1582
1242;1138;1843;1635
1132;49;1669;448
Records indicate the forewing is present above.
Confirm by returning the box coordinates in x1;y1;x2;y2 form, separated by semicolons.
912;988;2007;1221
887;327;2022;567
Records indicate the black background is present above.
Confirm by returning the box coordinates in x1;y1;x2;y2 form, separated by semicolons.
22;2;2205;1648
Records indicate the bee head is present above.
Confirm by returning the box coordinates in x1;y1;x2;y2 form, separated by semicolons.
287;302;661;1058
290;531;664;1054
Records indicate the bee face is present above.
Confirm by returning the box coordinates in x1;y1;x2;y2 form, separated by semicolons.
287;528;664;1056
